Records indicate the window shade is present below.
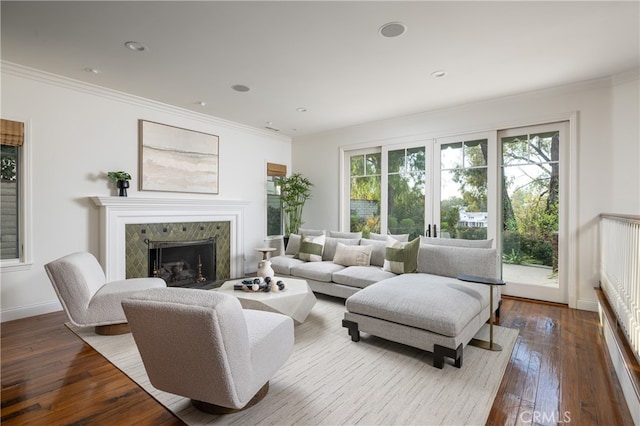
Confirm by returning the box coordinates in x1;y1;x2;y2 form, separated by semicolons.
267;162;287;177
1;119;24;147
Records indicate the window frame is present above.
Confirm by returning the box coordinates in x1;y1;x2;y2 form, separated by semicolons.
0;118;32;271
265;162;287;237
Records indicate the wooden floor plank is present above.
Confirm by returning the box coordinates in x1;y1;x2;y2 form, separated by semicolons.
1;298;634;425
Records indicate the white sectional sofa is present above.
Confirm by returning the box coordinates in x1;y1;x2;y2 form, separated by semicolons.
269;230;501;368
270;230;497;299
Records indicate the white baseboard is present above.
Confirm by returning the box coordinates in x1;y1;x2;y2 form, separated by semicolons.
600;302;640;425
577;298;598;312
1;299;62;322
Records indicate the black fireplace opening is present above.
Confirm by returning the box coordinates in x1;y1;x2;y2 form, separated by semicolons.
146;238;216;287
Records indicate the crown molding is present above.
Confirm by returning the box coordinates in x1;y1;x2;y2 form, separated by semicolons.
612;68;640;86
1;61;290;142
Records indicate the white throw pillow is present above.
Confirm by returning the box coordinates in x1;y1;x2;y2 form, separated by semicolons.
370;232;410;242
333;243;373;267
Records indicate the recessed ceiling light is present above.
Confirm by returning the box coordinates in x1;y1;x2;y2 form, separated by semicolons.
232;84;250;92
296;107;307;113
431;70;447;78
84;67;100;74
379;22;406;38
195;101;206;106
125;41;147;52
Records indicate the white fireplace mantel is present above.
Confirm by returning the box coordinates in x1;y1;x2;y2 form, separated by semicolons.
91;196;249;281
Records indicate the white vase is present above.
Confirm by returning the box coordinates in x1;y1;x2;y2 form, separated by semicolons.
257;260;275;279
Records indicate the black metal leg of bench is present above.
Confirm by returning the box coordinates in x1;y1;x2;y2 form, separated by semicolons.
342;320;360;342
433;344;463;369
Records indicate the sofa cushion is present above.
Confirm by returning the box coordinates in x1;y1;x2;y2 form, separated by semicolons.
332;266;396;289
285;234;302;255
417;244;498;279
290;261;345;282
329;231;362;239
383;237;419;274
359;238;387;267
270;255;305;275
345;274;489;337
323;237;361;261
295;234;325;262
420;237;493;249
333;243;373;267
298;228;326;236
370;232;409;242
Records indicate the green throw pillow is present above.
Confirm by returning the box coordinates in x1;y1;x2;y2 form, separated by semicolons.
383;237;419;274
295;234;325;262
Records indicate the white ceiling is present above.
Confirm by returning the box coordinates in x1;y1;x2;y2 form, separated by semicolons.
2;1;639;137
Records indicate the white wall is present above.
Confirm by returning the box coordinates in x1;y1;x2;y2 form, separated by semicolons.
611;72;640;214
0;63;291;321
292;71;640;311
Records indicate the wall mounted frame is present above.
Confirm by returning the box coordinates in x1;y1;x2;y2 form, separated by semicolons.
139;120;219;194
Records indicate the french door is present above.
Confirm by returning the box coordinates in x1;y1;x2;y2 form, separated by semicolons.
344;133;495;243
498;122;569;304
342;122;569;304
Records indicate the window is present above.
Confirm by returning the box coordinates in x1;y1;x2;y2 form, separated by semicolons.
266;162;286;236
348;150;381;237
388;147;426;239
439;139;488;240
1;118;30;269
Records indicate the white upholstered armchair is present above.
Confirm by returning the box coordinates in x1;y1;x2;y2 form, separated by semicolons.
44;251;166;335
122;287;294;413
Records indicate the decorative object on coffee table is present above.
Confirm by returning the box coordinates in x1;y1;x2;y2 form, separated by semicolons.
255;247;276;279
234;277;285;292
107;171;131;197
216;277;316;324
457;274;506;351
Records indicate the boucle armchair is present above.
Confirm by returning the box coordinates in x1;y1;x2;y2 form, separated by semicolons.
121;287;294;413
44;251;166;335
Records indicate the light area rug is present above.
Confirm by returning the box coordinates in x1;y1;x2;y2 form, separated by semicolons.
67;295;518;426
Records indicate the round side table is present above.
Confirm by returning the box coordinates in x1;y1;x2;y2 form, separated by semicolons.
255;247;277;260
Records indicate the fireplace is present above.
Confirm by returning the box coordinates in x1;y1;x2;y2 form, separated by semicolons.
91;197;248;283
147;238;216;287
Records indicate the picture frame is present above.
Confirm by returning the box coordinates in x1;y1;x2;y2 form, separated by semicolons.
139;120;219;194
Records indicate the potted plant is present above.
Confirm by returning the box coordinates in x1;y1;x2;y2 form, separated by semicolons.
107;171;132;197
277;173;313;241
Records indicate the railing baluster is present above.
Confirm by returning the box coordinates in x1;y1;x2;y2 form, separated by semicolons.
600;214;640;360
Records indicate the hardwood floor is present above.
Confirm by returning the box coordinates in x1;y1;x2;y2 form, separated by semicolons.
488;297;633;426
1;298;633;425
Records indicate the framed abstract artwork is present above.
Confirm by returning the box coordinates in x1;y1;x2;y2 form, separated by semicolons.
139;120;219;194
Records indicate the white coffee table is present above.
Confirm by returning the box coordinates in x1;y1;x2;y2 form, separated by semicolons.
215;277;316;324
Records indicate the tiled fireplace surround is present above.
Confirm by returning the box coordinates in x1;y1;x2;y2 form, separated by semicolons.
91;197;248;283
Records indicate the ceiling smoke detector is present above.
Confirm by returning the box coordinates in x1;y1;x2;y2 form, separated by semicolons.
379;22;406;38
